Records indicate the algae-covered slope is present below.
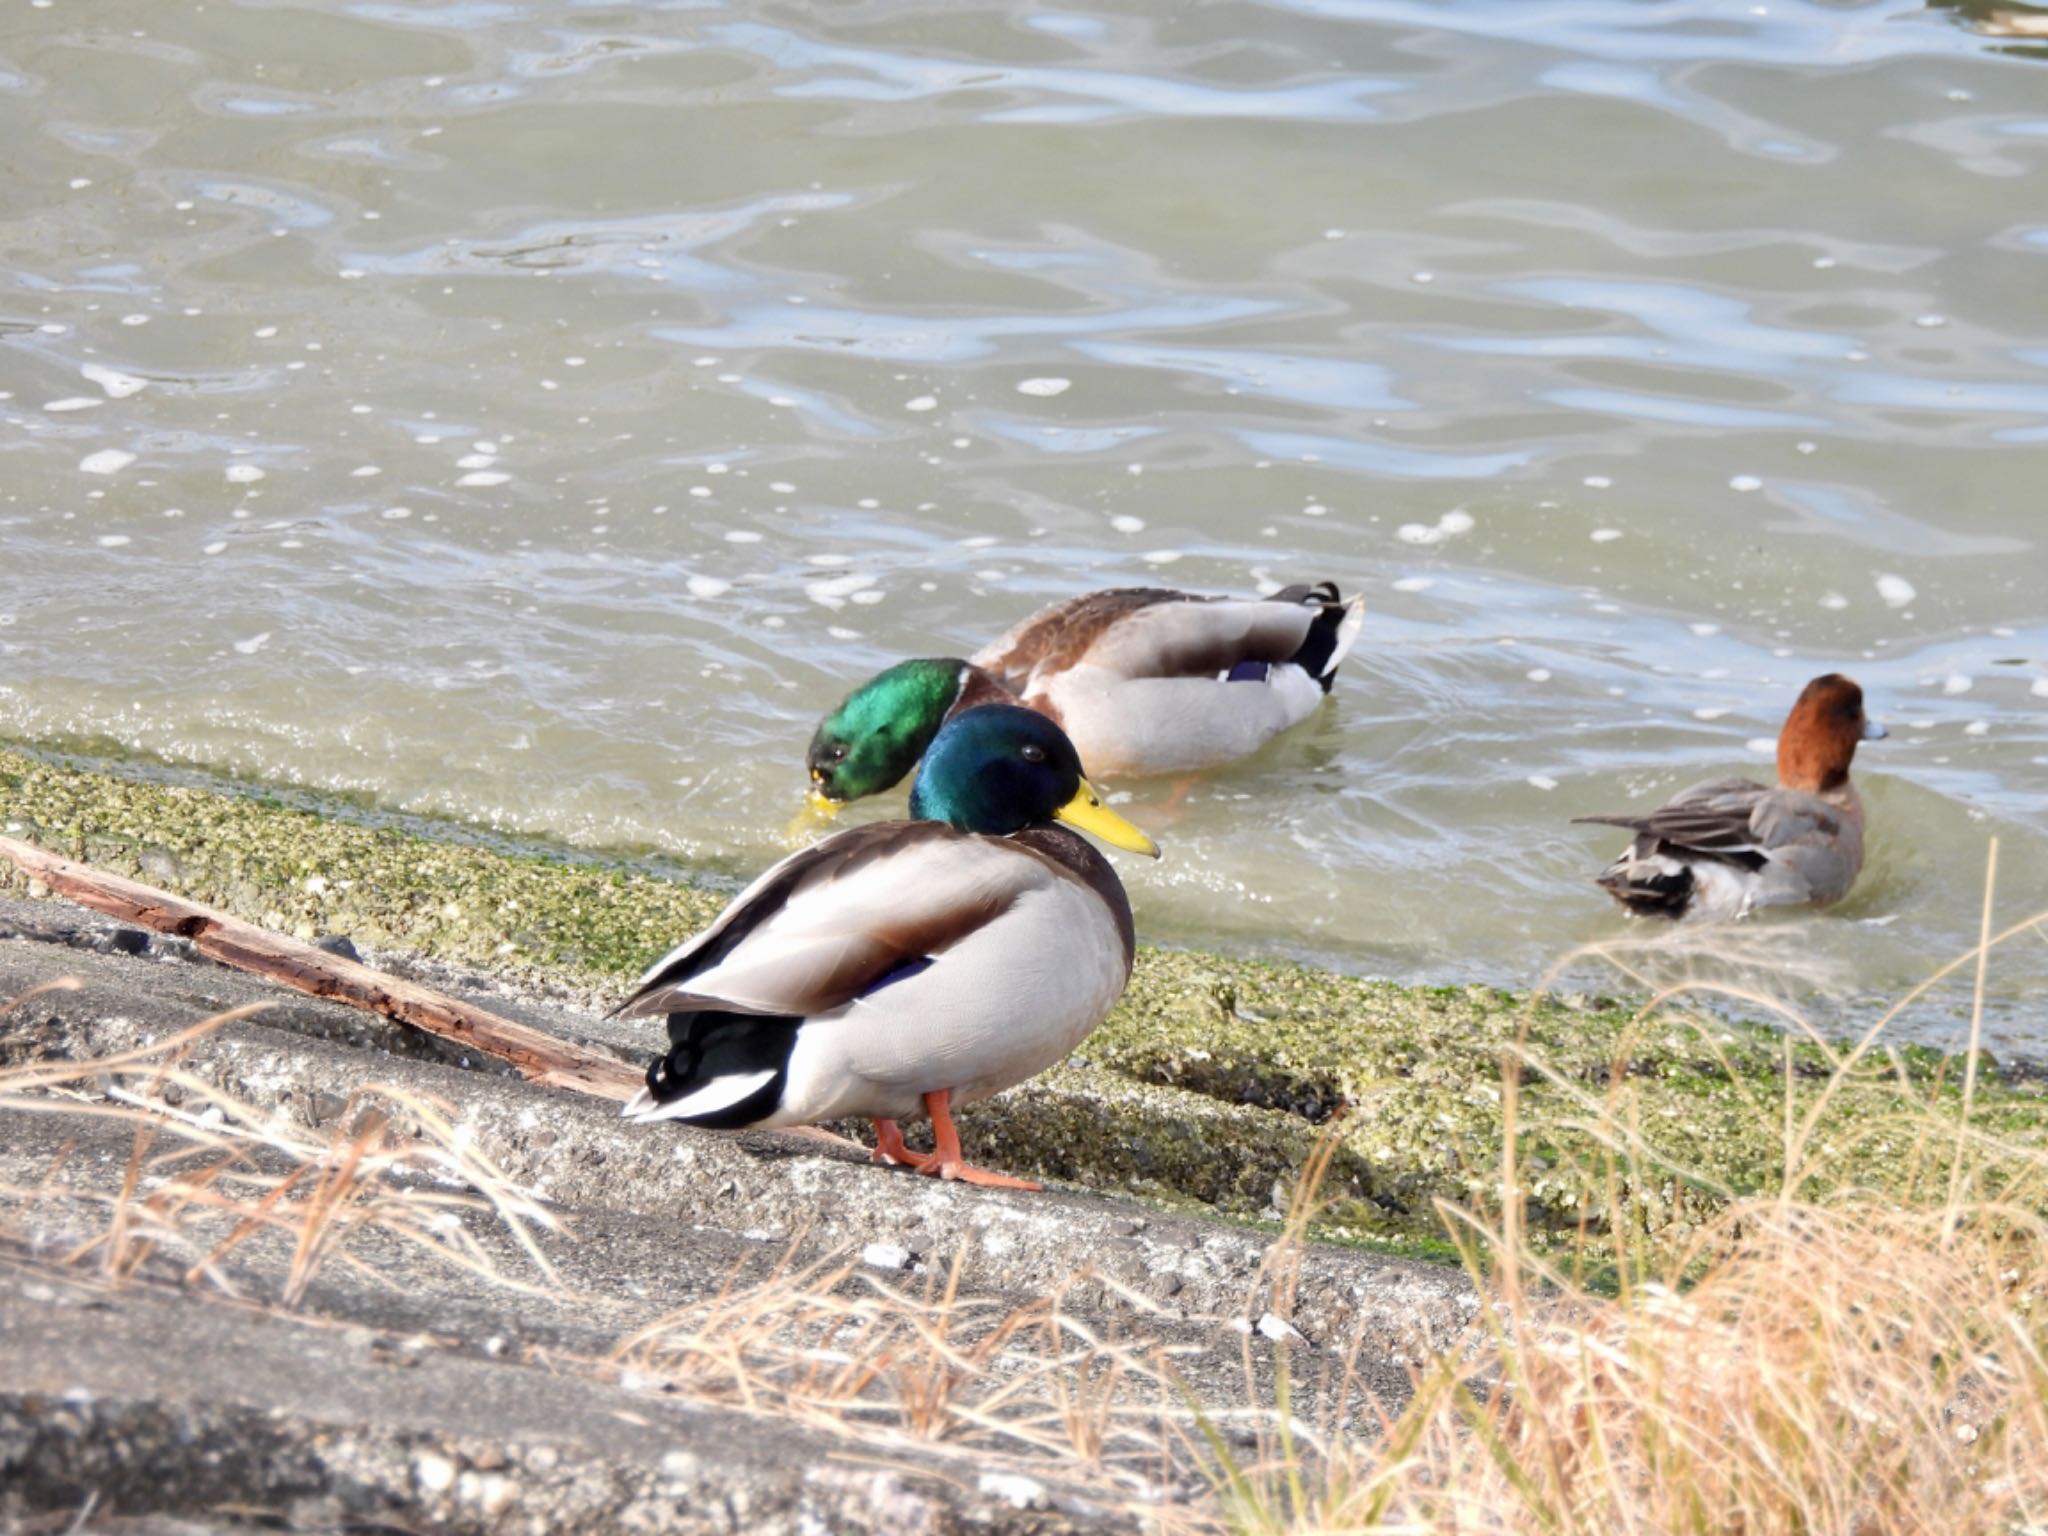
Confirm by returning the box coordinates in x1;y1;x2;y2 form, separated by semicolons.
4;743;2042;1254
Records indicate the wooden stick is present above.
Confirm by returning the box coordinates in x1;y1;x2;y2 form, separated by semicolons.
0;833;641;1101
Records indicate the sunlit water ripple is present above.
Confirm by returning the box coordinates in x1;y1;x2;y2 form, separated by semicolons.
3;0;2045;1049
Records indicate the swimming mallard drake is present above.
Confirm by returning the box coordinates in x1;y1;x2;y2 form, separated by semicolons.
805;581;1366;807
1574;674;1887;922
619;704;1159;1189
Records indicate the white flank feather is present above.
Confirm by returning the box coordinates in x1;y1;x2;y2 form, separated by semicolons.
623;1069;775;1123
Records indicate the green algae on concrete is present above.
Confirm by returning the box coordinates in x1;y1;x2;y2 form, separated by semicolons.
3;742;2043;1257
0;745;726;989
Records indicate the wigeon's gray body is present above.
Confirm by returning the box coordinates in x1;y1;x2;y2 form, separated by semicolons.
1575;674;1886;922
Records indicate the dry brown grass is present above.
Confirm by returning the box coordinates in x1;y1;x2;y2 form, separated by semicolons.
0;996;561;1305
610;1243;1195;1501
1195;847;2048;1535
1199;1192;2048;1536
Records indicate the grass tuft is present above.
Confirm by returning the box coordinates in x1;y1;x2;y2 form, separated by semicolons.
1192;848;2048;1534
0;1006;563;1305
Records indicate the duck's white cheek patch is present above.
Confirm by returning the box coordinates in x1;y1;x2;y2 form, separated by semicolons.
631;1068;776;1122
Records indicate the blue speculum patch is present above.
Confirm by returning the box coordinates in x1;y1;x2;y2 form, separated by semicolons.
859;955;936;997
1226;660;1271;683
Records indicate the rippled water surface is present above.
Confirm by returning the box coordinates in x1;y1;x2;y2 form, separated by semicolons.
4;0;2047;1047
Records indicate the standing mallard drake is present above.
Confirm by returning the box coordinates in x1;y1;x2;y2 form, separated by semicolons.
619;704;1159;1189
1573;674;1887;922
805;582;1366;807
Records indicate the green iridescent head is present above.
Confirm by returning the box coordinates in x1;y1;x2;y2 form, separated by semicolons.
909;704;1159;855
805;658;967;804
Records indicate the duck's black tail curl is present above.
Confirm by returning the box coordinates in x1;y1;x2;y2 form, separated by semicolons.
1595;861;1695;919
1273;581;1361;694
637;1010;799;1129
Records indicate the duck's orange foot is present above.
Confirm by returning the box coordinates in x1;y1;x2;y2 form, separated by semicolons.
870;1118;934;1170
917;1159;1043;1192
907;1089;1044;1192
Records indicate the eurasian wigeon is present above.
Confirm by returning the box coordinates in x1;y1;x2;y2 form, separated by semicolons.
803;581;1366;808
1573;673;1887;922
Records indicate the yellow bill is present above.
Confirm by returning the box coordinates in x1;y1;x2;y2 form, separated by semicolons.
1055;779;1161;858
784;787;845;846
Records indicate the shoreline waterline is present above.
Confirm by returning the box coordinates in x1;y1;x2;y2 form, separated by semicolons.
4;736;2043;1259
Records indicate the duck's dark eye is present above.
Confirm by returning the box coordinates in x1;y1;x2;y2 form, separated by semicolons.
829;744;850;762
1020;743;1046;764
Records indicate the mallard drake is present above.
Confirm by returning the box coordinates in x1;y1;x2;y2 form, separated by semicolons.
805;581;1365;807
619;704;1159;1189
1573;674;1887;922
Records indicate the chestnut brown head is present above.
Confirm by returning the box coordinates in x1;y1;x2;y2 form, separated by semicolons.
1776;674;1886;793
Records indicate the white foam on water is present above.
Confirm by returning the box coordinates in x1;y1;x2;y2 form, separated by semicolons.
1143;550;1183;565
45;397;102;412
81;363;146;399
457;471;510;487
724;530;762;543
1729;474;1762;492
1526;775;1557;790
1745;737;1776;755
1590;528;1621;542
96;534;131;547
1820;591;1849;610
1695;707;1730;721
1942;674;1972;695
457;453;496;469
685;575;730;599
1526;668;1552;682
1391;576;1433;592
203;542;227;555
1110;514;1144;533
1582;474;1612;488
1397;509;1473;546
905;395;937;412
79;449;136;475
234;632;272;655
1015;377;1070;397
380;506;412;520
804;572;875;609
1875;573;1916;608
351;465;381;477
1964;721;1989;736
226;464;265;484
